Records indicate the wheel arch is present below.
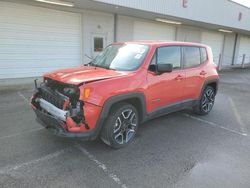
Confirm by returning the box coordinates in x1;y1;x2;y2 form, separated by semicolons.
91;92;148;140
200;79;219;98
101;92;147;123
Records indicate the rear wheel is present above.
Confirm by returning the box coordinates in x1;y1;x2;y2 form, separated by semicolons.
193;86;215;115
100;103;139;149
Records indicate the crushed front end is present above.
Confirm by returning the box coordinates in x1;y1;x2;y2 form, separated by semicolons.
30;78;102;140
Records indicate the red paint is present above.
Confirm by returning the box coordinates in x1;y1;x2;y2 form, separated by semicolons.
64;102;101;132
44;66;128;85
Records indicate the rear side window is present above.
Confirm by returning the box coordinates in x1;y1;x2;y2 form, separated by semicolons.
184;47;201;68
200;47;208;63
157;46;181;69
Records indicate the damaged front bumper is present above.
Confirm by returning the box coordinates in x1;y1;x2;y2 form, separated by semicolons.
34;108;97;138
30;80;102;140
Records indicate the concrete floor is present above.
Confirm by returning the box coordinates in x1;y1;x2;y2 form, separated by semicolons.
0;69;250;188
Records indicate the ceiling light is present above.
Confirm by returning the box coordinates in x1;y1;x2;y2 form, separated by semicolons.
35;0;74;7
155;18;182;25
218;29;233;33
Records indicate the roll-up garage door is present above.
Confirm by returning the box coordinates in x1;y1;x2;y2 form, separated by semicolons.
0;2;81;79
133;21;175;41
201;32;224;65
236;36;250;64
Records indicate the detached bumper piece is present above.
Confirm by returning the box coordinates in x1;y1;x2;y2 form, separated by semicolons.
31;81;96;140
34;109;95;139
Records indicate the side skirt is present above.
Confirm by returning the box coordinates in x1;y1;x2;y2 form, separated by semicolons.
146;99;198;121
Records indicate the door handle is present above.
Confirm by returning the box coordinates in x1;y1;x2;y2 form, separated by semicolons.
175;75;184;81
200;71;207;76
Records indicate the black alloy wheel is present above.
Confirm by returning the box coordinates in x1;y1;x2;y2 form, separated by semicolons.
193;86;216;115
101;103;139;149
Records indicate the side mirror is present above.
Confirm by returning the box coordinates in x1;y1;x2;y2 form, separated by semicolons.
157;63;173;74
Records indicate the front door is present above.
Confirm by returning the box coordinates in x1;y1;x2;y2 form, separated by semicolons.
146;46;185;113
91;34;107;58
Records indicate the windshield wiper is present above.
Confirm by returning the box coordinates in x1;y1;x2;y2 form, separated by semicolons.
84;61;116;70
86;62;105;69
84;61;94;66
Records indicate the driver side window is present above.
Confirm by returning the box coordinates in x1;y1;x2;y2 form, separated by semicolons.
149;46;181;72
158;46;181;69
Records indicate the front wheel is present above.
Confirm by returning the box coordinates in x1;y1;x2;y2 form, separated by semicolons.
193;86;216;115
100;103;139;149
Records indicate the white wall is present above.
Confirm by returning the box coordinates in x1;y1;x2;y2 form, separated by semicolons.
96;0;250;31
82;11;114;63
234;35;250;64
176;26;201;42
116;15;134;42
117;15;176;41
222;34;236;66
133;21;175;40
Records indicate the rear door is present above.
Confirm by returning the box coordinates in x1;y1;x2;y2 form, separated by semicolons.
146;46;185;112
183;46;207;100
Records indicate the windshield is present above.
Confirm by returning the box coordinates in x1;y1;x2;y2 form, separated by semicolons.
90;44;149;71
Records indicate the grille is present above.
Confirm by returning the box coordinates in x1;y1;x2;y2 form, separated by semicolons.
40;86;65;109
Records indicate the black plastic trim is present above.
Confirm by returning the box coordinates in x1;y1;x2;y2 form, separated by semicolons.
200;78;219;98
147;99;198;120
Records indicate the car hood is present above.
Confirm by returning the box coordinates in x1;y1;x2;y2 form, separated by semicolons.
44;66;129;85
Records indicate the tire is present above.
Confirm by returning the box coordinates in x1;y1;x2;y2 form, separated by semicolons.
100;102;139;149
193;86;216;115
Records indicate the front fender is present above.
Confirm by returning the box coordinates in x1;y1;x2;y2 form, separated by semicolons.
101;92;147;121
86;92;147;139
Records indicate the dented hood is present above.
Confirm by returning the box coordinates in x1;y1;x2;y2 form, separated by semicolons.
44;66;129;85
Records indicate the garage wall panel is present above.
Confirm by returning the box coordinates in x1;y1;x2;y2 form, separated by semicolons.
0;2;82;79
95;0;250;31
82;11;114;63
133;21;175;40
176;26;201;43
201;32;224;65
221;34;235;66
117;15;134;42
236;36;250;64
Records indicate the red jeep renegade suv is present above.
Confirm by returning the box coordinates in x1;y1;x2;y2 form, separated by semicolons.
31;41;219;148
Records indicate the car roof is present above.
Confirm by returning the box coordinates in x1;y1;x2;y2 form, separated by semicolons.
113;40;208;48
